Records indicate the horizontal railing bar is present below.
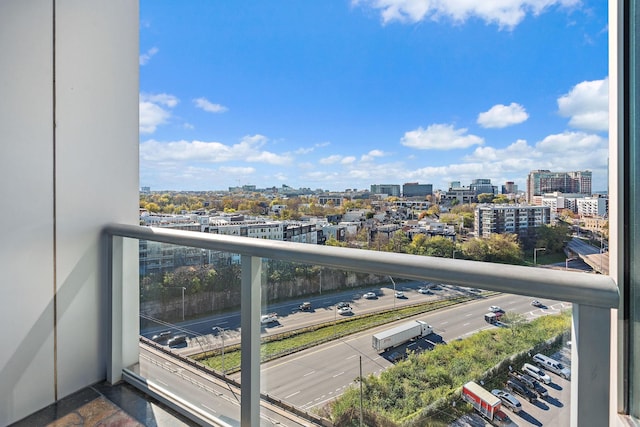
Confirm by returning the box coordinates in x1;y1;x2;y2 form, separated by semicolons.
105;223;618;309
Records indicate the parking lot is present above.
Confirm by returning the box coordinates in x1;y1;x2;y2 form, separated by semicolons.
454;346;572;426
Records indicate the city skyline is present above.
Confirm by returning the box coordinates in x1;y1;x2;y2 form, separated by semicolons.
139;1;608;192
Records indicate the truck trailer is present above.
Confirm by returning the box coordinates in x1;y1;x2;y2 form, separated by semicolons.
372;320;432;352
462;381;515;426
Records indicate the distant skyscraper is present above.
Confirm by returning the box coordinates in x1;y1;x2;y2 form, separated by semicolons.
526;170;592;203
503;181;518;194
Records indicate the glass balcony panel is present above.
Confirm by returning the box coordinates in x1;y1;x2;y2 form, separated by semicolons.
134;239;243;426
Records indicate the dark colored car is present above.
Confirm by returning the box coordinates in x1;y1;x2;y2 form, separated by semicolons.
167;335;187;348
336;301;350;309
506;378;537;402
151;331;172;344
299;302;312;311
518;372;549;398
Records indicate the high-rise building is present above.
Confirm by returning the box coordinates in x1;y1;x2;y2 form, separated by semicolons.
402;182;433;198
503;181;518;194
526;170;592;203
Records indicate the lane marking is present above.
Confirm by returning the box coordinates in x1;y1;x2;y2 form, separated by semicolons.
201;403;217;413
333;371;345;378
304;370;316;377
284;391;300;399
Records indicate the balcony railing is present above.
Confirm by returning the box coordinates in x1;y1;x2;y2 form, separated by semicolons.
104;223;618;427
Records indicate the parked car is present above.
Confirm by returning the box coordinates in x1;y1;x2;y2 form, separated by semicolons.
364;292;377;299
522;363;552;384
388;351;404;362
505;378;537;402
491;389;522;413
516;372;549;398
533;353;571;379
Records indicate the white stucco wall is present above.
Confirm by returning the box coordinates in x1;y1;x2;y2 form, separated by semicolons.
0;1;139;424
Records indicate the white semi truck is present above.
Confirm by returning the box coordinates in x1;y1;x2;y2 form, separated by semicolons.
372;320;432;352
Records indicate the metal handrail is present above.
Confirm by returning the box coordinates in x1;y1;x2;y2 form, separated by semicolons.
104;223;618;308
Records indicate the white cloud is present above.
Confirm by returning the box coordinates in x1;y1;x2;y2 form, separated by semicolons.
401;123;484;150
360;149;387;161
342;156;357;164
193;97;229;113
558;77;608;132
319;155;345;165
139;47;159;65
354;0;580;29
139;93;179;134
477;103;529;128
140;134;292;165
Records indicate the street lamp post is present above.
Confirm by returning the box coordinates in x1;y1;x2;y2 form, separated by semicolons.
221;329;225;374
181;286;186;321
534;248;546;266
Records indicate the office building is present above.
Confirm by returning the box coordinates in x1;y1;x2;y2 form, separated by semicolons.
526;170;592;203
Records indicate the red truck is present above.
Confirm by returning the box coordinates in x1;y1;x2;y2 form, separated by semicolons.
462;381;515;426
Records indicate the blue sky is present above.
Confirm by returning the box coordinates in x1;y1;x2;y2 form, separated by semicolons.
139;0;609;193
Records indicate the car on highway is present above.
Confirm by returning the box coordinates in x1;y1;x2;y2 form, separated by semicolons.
336;301;350;309
531;299;544;307
489;305;504;313
299;302;312;311
261;313;278;324
151;331;172;344
491;389;522;413
417;287;432;294
394;291;405;298
338;306;352;315
167;335;187;348
363;292;377;299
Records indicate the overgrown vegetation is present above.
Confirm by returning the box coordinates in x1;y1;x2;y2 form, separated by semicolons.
325;311;571;426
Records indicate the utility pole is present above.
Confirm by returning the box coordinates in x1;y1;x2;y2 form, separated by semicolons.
359;356;364;427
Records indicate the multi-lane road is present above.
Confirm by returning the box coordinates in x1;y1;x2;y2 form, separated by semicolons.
140;283;572;425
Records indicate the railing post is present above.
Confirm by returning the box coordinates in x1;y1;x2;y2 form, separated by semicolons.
241;255;262;427
571;303;611;427
107;234;124;384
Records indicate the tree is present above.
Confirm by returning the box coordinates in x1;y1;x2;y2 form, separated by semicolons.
492;194;510;204
477;193;494;203
461;234;523;264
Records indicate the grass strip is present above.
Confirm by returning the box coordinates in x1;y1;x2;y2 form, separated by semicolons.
193;292;497;372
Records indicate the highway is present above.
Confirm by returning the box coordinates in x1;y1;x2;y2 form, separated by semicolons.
248;292;570;411
140;283;572;425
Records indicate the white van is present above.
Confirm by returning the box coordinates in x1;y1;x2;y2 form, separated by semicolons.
533;353;571;379
522;363;551;384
